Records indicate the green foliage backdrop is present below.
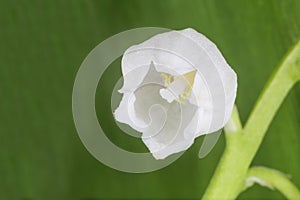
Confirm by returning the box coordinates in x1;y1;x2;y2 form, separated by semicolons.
1;0;299;199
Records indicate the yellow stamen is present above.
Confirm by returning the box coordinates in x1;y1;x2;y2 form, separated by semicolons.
161;70;197;104
161;72;173;86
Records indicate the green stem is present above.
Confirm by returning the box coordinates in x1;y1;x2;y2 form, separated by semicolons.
243;38;300;160
246;167;300;200
202;40;300;200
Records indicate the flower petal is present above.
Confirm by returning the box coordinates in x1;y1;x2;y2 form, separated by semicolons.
142;101;198;159
180;28;237;127
115;63;165;132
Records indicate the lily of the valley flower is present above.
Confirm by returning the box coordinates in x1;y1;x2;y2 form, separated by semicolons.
114;28;237;159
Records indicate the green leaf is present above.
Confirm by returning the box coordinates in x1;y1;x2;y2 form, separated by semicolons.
0;0;299;199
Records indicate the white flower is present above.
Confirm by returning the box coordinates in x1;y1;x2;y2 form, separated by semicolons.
114;28;237;159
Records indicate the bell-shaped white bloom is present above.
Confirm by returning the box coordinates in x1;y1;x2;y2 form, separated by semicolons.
114;28;237;159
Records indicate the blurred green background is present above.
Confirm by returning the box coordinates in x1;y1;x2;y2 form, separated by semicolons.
1;0;300;199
